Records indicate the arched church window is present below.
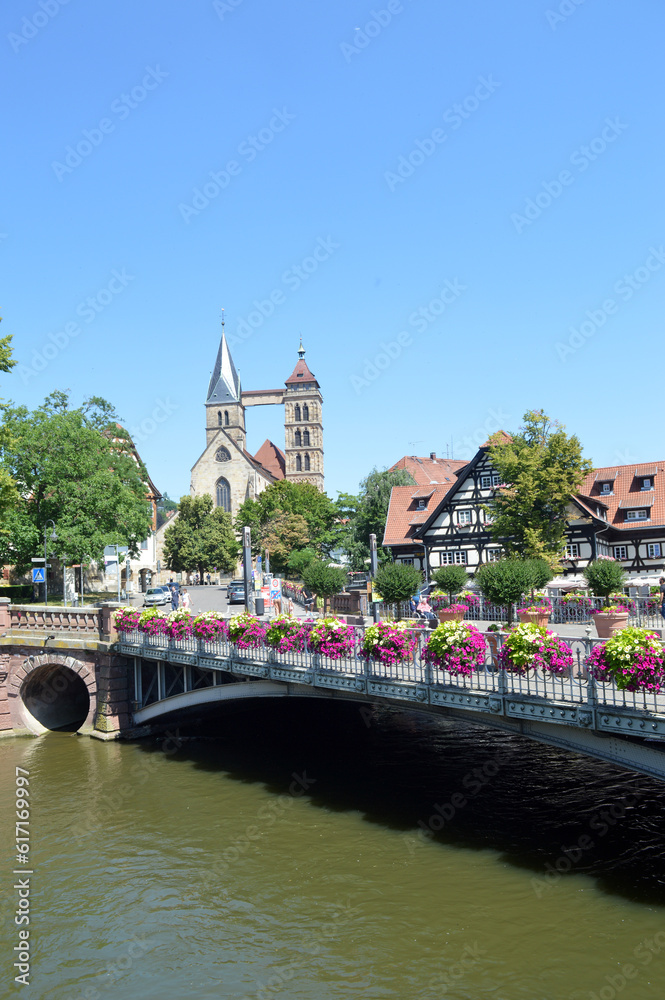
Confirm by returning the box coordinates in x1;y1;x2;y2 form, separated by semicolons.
303;430;310;447
304;453;310;471
296;454;302;472
224;411;229;426
295;430;302;447
215;447;231;462
303;404;309;421
218;411;222;426
216;477;231;512
295;404;301;422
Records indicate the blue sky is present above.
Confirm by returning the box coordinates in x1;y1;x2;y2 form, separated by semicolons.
2;0;664;502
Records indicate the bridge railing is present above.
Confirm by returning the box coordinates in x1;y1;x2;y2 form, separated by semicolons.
119;627;665;720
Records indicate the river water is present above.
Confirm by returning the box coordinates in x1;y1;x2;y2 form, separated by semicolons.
2;700;665;999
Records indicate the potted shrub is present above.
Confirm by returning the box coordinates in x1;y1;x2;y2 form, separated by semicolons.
226;613;267;649
360;620;419;666
583;558;629;637
497;622;573;676
585;627;665;693
264;615;312;653
307;617;357;659
517;597;552;628
421;621;487;677
475;559;535;626
373;562;423;618
302;560;348;615
431;565;468;604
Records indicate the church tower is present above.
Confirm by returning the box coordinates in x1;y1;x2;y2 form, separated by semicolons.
283;340;324;491
205;315;246;451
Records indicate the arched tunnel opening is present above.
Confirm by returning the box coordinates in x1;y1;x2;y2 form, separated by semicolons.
21;664;90;732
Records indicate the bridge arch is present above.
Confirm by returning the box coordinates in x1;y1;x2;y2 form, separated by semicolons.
7;654;96;734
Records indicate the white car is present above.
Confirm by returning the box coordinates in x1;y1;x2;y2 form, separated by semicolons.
143;586;171;607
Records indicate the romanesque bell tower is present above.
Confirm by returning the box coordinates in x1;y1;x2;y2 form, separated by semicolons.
283;340;324;490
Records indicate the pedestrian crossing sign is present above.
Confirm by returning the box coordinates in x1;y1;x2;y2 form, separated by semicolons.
32;568;45;583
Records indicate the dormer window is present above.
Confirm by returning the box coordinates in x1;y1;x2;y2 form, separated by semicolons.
417;499;427;511
642;478;652;490
626;509;648;521
600;483;612;495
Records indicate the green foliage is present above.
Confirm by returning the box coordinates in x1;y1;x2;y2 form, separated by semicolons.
431;565;468;599
234;480;338;558
302;559;347;612
339;467;416;571
583;558;626;602
163;494;239;581
485;410;592;570
373;561;423;605
287;547;317;579
261;512;309;575
156;493;179;530
475;559;535;624
0;392;152;571
523;558;553;593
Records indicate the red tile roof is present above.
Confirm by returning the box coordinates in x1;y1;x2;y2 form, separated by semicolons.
285;358;319;387
383;484;453;546
389;454;467;487
253;440;286;480
580;462;665;530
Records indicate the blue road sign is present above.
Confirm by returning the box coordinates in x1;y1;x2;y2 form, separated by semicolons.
32;568;45;583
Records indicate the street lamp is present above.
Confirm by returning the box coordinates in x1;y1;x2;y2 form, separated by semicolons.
43;520;57;608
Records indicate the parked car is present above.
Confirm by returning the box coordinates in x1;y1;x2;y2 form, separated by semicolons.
226;580;246;604
143;586;171;607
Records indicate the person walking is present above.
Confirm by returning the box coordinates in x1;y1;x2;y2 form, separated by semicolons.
168;578;179;611
180;587;191;610
659;577;665;621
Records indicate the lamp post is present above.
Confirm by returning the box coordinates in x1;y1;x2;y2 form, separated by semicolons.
43;520;57;608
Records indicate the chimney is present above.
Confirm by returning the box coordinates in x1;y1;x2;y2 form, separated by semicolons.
430;452;436;461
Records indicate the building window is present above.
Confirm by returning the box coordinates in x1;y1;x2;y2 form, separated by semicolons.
457;510;472;524
642;478;652;490
140;538;149;550
215;447;231;462
401;558;414;566
481;509;494;525
480;473;500;490
648;543;661;559
626;509;648;520
417;499;427;511
303;430;310;447
224;411;229;427
295;430;302;447
217;411;222;426
600;483;612;495
303;404;309;421
486;549;501;562
439;551;468;565
296;454;302;471
614;545;628;560
295;404;301;422
565;543;580;558
304;453;310;471
215;478;231;512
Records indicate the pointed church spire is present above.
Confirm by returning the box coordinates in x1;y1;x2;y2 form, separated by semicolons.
206;311;241;403
298;337;305;360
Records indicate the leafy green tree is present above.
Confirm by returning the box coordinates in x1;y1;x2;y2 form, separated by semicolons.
583;558;626;604
374;562;423;606
431;565;468;601
485;410;592;571
287;547;317;579
163;495;239;582
235;480;338;558
261;513;309;575
302;559;347;614
340;467;416;571
0;393;152;572
475;560;535;624
524;558;553;594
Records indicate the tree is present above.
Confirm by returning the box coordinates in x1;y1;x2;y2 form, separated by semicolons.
373;562;423;606
475;559;535;625
340;467;416;571
485;410;592;571
235;480;339;558
163;495;239;582
261;513;309;575
302;560;347;614
0;392;152;572
583;558;626;604
287;547;317;579
432;565;468;601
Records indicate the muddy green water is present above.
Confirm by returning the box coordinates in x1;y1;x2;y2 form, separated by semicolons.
2;701;665;999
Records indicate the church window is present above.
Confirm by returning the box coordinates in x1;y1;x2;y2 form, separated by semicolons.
304;453;310;471
215;447;231;463
224;411;229;426
296;454;302;472
303;430;310;447
216;477;231;512
295;430;302;447
303;404;309;421
217;411;222;426
295;404;301;422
